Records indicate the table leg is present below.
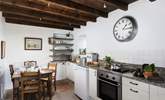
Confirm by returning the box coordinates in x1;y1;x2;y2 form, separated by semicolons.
48;74;52;100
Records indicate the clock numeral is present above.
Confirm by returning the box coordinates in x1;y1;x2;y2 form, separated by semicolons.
128;31;132;34
129;22;133;25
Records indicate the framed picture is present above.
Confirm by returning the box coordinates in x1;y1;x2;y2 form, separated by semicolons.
1;41;6;59
24;37;42;50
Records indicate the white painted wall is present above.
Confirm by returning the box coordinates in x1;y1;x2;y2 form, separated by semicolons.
73;30;87;54
73;0;165;67
0;12;5;67
0;12;70;89
0;12;5;100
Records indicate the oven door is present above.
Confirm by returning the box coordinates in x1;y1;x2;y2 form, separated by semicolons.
97;78;121;100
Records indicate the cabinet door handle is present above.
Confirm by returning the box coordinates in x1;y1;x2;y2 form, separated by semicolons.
129;82;138;85
130;88;138;93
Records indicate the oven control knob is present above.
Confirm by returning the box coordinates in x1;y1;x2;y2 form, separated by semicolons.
106;75;109;78
112;77;115;80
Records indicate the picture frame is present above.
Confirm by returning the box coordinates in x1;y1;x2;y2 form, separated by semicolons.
24;37;42;50
1;41;6;59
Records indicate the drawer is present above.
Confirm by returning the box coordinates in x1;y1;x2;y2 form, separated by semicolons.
122;84;149;100
122;77;149;92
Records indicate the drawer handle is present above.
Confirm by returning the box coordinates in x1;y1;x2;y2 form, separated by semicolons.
130;89;138;93
129;82;138;85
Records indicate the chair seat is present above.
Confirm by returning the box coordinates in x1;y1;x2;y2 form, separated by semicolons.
24;85;39;91
41;75;56;81
41;78;49;81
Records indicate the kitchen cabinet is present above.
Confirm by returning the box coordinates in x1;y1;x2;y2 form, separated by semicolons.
73;65;89;100
66;62;74;81
89;68;100;100
150;85;165;100
122;77;149;100
56;62;67;80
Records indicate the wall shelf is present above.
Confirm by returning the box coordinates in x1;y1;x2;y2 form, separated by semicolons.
49;43;73;46
49;33;74;62
49;37;73;40
50;49;73;52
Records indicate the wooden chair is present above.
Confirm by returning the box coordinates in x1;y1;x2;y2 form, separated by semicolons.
20;71;41;100
48;63;57;91
41;63;57;100
24;61;37;68
9;65;20;100
9;65;14;77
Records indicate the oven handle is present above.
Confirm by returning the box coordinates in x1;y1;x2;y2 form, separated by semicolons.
98;78;120;87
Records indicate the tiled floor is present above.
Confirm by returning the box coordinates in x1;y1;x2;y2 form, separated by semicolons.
5;80;80;100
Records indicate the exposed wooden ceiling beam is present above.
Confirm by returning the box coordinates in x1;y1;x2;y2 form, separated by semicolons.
27;0;97;21
69;0;116;12
34;0;108;18
1;0;96;22
0;4;86;26
103;0;128;11
5;18;74;30
2;13;80;28
70;0;128;12
0;0;138;30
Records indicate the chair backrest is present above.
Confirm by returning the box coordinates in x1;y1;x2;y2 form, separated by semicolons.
24;61;37;67
48;63;57;71
21;71;40;91
9;65;14;76
48;63;57;77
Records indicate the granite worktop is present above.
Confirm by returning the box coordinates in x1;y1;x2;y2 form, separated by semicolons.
122;72;165;88
69;61;165;88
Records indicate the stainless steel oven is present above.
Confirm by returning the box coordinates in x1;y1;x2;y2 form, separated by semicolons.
97;69;122;100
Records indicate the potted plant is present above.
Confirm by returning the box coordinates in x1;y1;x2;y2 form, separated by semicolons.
105;56;112;67
143;63;155;79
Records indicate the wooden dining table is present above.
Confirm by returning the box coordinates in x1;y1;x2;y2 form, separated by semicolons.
12;68;53;100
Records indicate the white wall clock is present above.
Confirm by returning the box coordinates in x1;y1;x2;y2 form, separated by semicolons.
113;16;138;42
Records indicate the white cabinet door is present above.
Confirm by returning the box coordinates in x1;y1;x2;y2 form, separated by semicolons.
73;65;81;97
74;65;89;100
150;85;165;100
79;66;89;100
66;62;74;81
89;68;100;100
122;84;149;100
122;77;149;100
56;62;66;80
66;62;71;80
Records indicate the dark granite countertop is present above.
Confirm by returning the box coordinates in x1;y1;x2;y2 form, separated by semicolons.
69;61;165;88
123;72;165;88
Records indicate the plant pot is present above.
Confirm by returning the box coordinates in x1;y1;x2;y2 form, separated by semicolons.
143;72;153;79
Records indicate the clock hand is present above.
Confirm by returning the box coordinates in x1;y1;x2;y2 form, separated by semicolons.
124;27;133;30
122;24;127;30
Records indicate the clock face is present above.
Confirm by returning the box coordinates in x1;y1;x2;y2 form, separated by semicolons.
113;16;137;42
